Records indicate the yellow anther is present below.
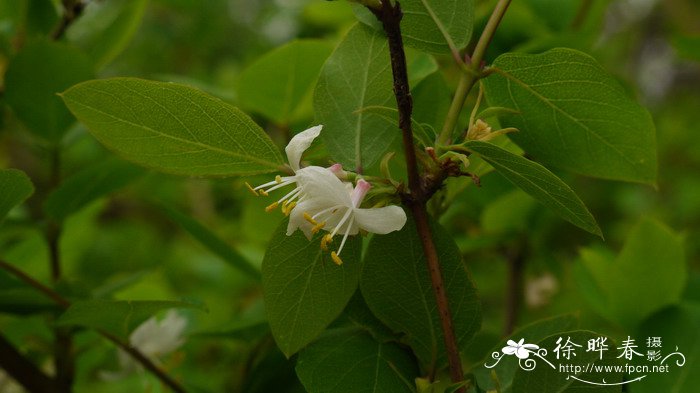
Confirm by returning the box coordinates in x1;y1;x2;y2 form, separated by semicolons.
303;212;318;225
320;234;333;251
275;175;283;183
265;202;279;212
331;251;343;266
244;182;259;196
259;189;269;196
311;222;326;234
283;201;297;216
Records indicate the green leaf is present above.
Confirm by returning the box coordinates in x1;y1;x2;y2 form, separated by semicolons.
4;40;94;141
0;168;34;224
296;328;419;393
68;0;149;69
262;220;362;357
576;218;686;328
160;204;261;280
44;158;145;222
480;189;536;235
483;48;657;184
474;314;579;392
465;140;601;237
511;330;623;393
399;0;474;54
238;40;333;124
56;299;205;340
314;23;395;170
356;105;433;147
412;72;451;134
61;77;284;176
361;217;481;371
0;269;58;315
631;304;700;393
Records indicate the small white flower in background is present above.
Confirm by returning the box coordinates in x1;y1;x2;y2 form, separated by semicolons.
502;338;539;359
525;273;559;308
287;168;406;265
104;310;187;378
246;125;325;215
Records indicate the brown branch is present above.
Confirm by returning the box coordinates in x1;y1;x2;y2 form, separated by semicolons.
0;334;58;393
0;260;188;393
369;1;465;388
51;0;86;40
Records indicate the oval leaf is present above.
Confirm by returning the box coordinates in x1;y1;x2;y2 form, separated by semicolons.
314;23;396;171
466;140;602;237
361;217;482;371
0;169;34;224
400;0;475;54
238;40;333;124
262;220;362;357
5;40;94;141
61;78;284;176
483;48;657;184
296;328;419;393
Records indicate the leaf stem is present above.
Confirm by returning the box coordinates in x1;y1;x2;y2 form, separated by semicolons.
0;260;188;393
0;333;58;393
437;0;512;145
369;0;465;388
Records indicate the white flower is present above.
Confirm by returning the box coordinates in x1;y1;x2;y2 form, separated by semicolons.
246;125;324;215
502;338;539;360
287;168;407;265
118;310;187;370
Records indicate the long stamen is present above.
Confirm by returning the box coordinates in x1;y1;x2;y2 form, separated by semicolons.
321;234;333;251
253;179;281;190
311;222;326;234
265;202;279;212
312;204;344;221
336;216;354;256
282;201;297;216
330;208;353;238
277;187;301;205
303;212;318;225
262;178;296;193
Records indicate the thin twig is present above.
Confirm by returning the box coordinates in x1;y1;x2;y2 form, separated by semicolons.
51;0;86;40
437;0;512;145
0;260;188;393
0;334;58;393
504;245;525;336
369;1;465;388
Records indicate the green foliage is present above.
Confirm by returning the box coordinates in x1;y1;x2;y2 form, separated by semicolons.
5;40;94;141
631;304;700;393
238;40;333;124
61;78;284;176
56;299;205;340
160;204;261;280
296;327;419;393
575;218;686;328
511;331;624;393
262;220;362;357
68;0;149;69
483;48;657;184
314;23;395;170
465;141;601;236
361;217;481;370
400;0;474;54
44;158;144;222
0;168;34;224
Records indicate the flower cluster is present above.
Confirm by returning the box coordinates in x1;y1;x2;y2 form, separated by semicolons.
246;125;407;265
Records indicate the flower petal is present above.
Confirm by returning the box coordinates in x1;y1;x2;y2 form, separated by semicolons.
502;346;517;355
353;206;407;234
295;166;352;206
285;125;322;171
515;347;531;359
